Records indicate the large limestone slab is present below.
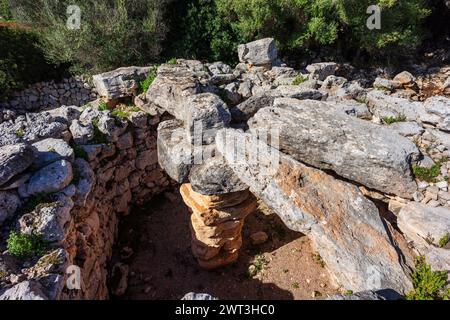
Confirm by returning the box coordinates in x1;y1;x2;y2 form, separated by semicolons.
0;143;35;187
248;98;419;198
146;64;200;120
216;128;412;293
157;120;215;183
185;93;231;145
238;38;278;66
189;157;248;195
421;96;450;130
93;66;151;99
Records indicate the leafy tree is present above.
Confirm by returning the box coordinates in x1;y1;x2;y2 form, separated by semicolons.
10;0;171;74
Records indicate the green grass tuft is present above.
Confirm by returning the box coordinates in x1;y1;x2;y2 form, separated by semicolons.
413;158;448;183
139;66;158;94
98;101;109;111
7;232;47;259
439;234;450;248
292;75;307;85
383;115;407;125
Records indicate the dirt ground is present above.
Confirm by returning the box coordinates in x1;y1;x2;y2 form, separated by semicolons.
113;190;340;300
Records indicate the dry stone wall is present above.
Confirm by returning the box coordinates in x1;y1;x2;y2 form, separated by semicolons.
0;103;173;300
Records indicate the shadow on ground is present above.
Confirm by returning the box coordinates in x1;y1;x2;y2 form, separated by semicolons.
111;189;338;300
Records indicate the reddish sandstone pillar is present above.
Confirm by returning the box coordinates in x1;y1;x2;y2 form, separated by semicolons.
180;183;257;269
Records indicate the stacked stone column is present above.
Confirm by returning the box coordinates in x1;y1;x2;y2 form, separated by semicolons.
180;183;257;269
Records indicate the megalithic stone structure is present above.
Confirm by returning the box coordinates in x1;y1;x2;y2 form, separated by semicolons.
180;183;257;269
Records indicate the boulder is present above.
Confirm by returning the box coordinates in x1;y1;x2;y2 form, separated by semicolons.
97;113;128;143
189;156;248;195
32;138;74;169
389;122;424;137
208;62;232;75
249;99;419;198
26;160;73;196
157;120;215;183
229;94;275;123
0;281;48;300
366;90;425;121
216;129;412;293
93;66;151;99
146;64;200;120
0;143;35;187
72;158;95;206
398;202;450;271
273;86;324;100
421;96;450;130
185;93;231;145
393;71;416;86
237;38;278;66
69;120;94;145
19;196;73;243
306;62;338;81
398;203;450;248
0;191;20;224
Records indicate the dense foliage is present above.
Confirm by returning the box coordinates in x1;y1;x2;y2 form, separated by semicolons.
9;0;170;74
0;0;448;98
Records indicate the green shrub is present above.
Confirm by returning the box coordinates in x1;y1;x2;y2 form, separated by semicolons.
292;75;307;85
0;0;12;20
170;0;431;64
7;232;47;259
10;0;170;74
98;101;109;111
111;108;129;120
407;257;450;300
139;66;158;94
383;115;407;125
413;158;448;183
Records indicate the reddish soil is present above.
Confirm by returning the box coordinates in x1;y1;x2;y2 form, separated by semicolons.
114;190;340;300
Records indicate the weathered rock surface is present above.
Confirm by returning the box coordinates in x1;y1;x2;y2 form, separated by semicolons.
238;38;278;66
421;96;450;130
0;143;35;187
32;138;74;169
230;94;275;122
189;156;248;195
182;292;218;300
306;62;338;81
366;90;425;121
0;281;48;300
19;196;73;243
248;98;419;198
216;128;412;293
146;64;200;120
70;120;94;145
398;203;450;272
398;202;450;247
26;160;73;196
93;66;151;99
328;289;403;300
389;122;425;137
185;93;231;145
157;120;215;183
0;191;20;224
